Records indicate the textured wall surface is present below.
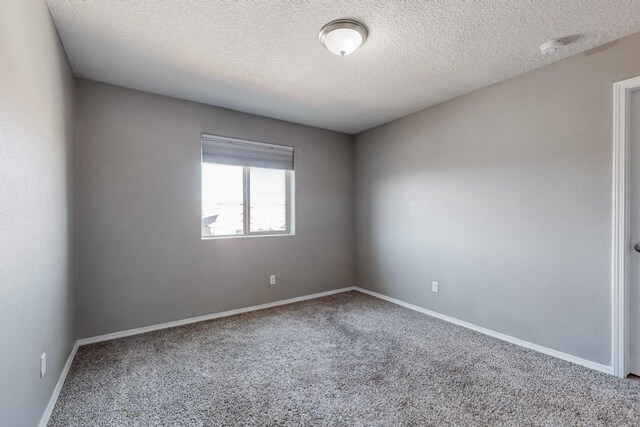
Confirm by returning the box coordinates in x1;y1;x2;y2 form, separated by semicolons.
47;0;640;133
74;80;355;339
356;32;640;366
0;0;75;425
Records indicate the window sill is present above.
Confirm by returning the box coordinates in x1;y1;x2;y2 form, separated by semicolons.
201;232;295;241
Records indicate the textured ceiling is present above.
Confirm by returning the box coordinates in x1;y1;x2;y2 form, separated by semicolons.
47;1;640;134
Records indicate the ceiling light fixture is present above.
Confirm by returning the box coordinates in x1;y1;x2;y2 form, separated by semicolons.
540;38;565;55
319;19;368;56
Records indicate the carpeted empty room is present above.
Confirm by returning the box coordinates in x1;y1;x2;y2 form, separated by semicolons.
5;1;640;426
48;292;640;426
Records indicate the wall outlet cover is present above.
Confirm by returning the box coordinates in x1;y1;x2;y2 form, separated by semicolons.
432;281;439;293
269;274;276;285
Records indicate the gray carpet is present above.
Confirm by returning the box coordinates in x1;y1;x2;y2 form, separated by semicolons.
49;291;640;426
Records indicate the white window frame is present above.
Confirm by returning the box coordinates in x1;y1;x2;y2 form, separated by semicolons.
201;164;294;240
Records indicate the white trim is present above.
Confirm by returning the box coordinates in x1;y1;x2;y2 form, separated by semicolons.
39;341;79;427
354;287;613;375
38;283;614;427
200;166;294;241
77;287;356;346
612;76;640;378
41;287;356;425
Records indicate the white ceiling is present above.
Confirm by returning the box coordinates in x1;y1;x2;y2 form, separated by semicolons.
47;1;640;134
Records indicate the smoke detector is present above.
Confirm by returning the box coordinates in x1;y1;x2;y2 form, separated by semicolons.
540;38;565;55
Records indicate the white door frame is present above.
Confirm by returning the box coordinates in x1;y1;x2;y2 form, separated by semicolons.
612;75;640;378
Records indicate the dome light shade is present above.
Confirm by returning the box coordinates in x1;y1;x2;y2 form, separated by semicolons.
319;19;368;56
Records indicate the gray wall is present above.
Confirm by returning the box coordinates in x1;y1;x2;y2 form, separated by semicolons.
356;32;640;366
75;80;355;338
0;0;75;425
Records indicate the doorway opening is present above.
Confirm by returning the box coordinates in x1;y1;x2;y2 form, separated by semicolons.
612;75;640;378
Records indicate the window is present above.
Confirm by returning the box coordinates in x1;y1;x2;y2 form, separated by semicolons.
201;134;294;238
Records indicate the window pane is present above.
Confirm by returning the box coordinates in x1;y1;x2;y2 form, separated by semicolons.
201;163;244;237
250;167;286;233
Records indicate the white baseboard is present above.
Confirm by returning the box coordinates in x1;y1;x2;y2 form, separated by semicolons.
40;286;356;426
354;287;613;375
77;286;357;346
39;341;79;427
39;284;613;427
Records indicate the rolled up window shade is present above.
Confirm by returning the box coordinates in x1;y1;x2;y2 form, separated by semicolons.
201;134;294;170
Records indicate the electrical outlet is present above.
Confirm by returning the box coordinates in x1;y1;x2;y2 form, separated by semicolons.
269;274;276;285
40;353;46;378
431;281;439;293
